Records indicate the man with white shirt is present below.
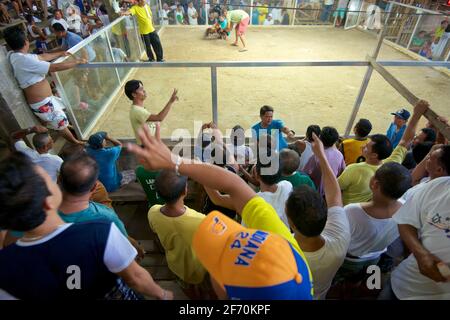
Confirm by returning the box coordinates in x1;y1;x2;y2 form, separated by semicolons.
11;125;63;182
382;176;450;299
291;125;321;172
285;132;350;300
187;2;198;25
402;144;450;202
254;160;292;229
339;162;411;280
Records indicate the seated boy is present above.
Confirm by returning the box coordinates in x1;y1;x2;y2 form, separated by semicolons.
148;170;214;299
279;149;316;190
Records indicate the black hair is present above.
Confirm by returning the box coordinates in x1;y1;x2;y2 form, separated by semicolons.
280;149;300;175
0;153;50;231
412;142;434;164
354;119;372;138
256;158;281;185
437;145;450;175
370;134;393;160
319;126;339;148
155;170;188;204
231;125;245;147
306;125;321;142
259;105;274;117
4;27;27;50
52;22;66;32
25;14;34;24
32;133;51;150
124;79;143;100
286;185;327;237
59;144;87;161
59;154;99;195
420;128;436;143
374;162;411;199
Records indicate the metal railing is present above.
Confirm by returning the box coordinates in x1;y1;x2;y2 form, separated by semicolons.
52;3;450;141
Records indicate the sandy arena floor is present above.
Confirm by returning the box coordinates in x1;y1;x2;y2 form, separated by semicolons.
94;26;450;139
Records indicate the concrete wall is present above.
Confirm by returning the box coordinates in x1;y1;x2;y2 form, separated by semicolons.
0;46;39;141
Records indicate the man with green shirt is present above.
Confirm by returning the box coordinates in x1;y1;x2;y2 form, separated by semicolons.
121;0;165;62
338;100;429;205
124;79;178;145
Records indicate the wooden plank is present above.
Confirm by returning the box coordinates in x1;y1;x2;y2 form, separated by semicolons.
367;55;450;141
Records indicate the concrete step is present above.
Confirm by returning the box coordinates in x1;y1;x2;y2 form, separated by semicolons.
140;253;167;267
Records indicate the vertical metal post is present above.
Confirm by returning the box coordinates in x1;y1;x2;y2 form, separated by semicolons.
105;31;122;85
158;0;164;26
344;8;392;137
211;67;218;124
292;0;298;26
206;2;210;26
132;16;145;59
406;12;422;50
250;0;254;25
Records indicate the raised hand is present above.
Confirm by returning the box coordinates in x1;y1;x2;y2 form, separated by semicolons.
169;88;179;104
311;132;325;157
414;99;429;116
126;123;177;171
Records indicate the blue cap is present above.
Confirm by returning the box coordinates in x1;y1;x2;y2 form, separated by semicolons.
88;131;107;149
391;109;410;121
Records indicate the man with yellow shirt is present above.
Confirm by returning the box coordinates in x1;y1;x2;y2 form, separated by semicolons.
124;79;178;145
121;0;165;62
340;118;372;165
148;169;213;299
127;123;313;300
338;100;429;205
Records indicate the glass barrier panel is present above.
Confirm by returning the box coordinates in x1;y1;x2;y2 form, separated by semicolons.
108;17;143;81
91;68;213;139
55;32;120;137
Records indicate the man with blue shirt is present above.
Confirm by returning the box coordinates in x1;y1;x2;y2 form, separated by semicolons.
386;108;410;148
86;131;122;192
53;22;101;91
251;105;295;152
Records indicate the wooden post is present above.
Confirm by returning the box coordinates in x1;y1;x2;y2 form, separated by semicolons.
368;55;450;141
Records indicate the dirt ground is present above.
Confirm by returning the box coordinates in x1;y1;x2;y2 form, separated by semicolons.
94;26;450;139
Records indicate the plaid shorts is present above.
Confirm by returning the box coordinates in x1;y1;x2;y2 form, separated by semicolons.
104;278;144;300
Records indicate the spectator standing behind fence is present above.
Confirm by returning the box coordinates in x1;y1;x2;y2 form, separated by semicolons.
159;2;170;25
121;0;165;62
66;5;82;35
270;1;282;24
321;0;334;22
175;4;185;24
187;1;198;25
4;27;85;145
333;0;349;27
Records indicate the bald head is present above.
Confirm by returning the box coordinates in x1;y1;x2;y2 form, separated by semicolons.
32;133;52;153
59;154;99;196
